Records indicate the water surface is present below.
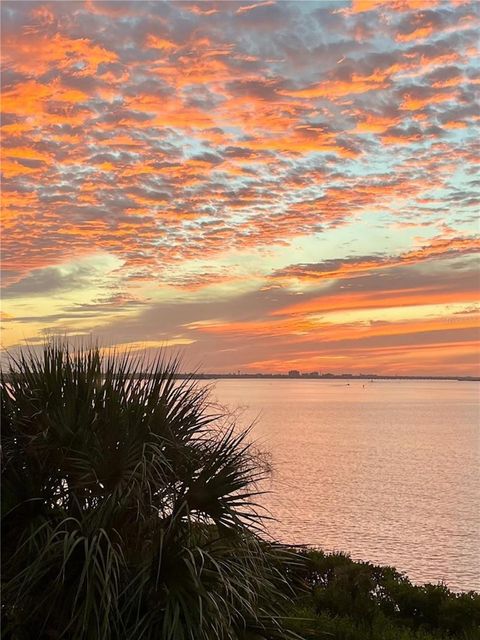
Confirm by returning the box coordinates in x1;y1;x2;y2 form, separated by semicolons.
210;379;479;592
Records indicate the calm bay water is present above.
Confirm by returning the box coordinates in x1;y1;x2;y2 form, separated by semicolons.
210;379;480;592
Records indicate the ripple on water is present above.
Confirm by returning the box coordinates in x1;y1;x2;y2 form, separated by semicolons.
211;379;480;592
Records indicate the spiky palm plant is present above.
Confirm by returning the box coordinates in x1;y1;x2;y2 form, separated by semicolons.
1;344;294;640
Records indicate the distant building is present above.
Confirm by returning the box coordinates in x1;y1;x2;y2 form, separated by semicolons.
288;370;301;377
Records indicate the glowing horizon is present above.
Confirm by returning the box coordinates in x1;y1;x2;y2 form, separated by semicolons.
1;0;479;376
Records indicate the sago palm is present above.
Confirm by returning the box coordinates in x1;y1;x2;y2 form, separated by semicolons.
1;343;294;640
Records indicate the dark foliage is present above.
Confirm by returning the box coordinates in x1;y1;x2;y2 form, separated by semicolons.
1;344;294;640
284;549;480;639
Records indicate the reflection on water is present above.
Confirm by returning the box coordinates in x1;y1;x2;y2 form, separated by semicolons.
210;379;480;592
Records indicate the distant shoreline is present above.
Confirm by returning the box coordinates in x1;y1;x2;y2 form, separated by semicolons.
172;373;480;382
5;372;478;382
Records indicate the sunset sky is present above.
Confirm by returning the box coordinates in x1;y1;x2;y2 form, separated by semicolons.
1;0;479;375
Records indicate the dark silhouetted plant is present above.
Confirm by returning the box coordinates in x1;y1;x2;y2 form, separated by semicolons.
1;343;294;640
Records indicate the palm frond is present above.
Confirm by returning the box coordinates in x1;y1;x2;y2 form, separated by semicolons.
1;342;296;639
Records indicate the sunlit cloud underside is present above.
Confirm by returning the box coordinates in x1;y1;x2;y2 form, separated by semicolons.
1;0;479;375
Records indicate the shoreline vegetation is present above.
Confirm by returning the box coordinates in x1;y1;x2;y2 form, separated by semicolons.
2;344;478;639
284;548;480;639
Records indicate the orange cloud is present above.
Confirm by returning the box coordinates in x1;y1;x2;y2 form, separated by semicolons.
280;73;390;100
353;114;400;134
146;34;178;51
345;0;440;14
271;287;480;318
3;32;117;76
2;146;52;163
396;26;435;42
401;91;457;111
192;309;479;353
236;1;276;15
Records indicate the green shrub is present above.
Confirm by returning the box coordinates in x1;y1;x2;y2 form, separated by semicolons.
284;549;480;639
